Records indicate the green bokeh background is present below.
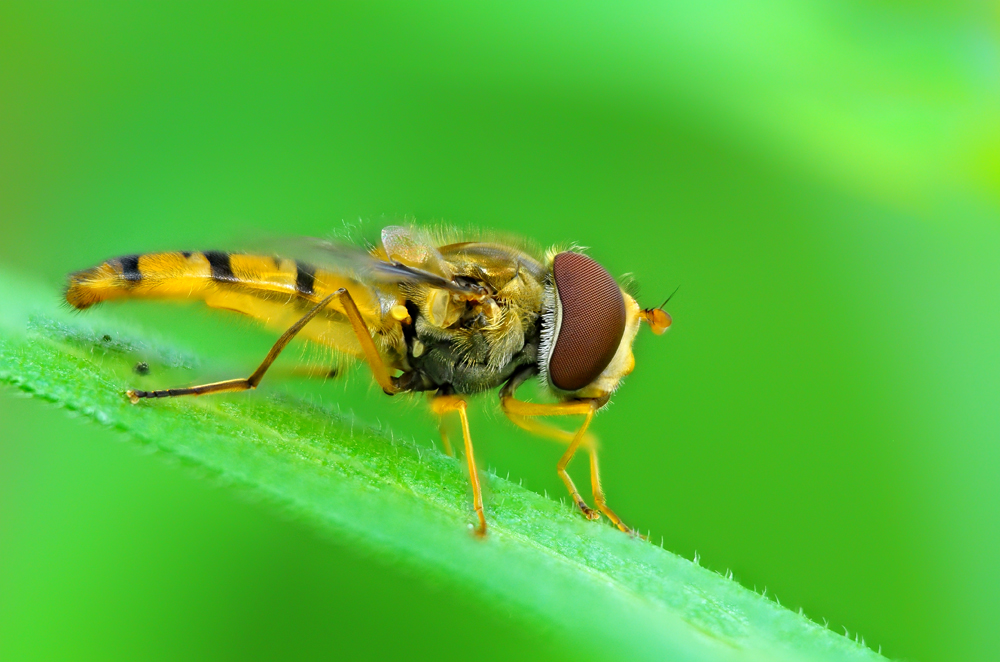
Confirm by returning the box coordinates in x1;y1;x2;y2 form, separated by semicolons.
2;3;999;661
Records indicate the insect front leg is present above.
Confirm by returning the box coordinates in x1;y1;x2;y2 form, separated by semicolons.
500;394;637;535
502;411;598;520
430;395;486;536
585;443;634;536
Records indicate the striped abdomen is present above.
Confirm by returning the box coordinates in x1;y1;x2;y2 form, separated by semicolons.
66;251;390;356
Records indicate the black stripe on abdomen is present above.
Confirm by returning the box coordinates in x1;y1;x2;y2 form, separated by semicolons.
204;251;237;283
119;255;142;282
295;260;316;295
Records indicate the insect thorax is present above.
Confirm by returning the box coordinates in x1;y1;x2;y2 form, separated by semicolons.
399;289;542;395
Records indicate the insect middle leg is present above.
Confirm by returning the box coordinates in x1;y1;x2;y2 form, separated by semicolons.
430;395;486;536
437;424;455;457
128;288;398;403
501;396;635;534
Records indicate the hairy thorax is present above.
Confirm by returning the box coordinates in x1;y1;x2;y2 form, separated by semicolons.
395;245;546;394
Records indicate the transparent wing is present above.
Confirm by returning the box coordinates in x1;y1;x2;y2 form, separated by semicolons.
380;225;452;277
286;230;487;297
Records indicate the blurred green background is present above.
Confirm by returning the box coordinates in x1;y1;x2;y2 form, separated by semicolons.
2;2;999;661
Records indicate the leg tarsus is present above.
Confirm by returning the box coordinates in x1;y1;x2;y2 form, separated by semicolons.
126;376;258;404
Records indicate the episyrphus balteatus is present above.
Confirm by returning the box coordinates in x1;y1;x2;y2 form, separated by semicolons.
65;225;673;536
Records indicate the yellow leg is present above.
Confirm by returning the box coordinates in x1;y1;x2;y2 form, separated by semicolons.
506;412;597;519
505;413;597;451
501;398;595;417
431;395;486;536
556;408;599;520
588;447;633;534
334;288;397;395
437;423;455;457
501;395;636;534
127;288;398;403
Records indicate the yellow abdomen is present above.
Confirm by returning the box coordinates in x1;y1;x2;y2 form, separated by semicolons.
66;251;392;357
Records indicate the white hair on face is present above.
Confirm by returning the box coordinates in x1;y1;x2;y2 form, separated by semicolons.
537;279;560;388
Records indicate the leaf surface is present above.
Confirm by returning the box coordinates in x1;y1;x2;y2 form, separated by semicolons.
0;270;883;662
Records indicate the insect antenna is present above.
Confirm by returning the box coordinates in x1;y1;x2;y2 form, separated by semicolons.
658;285;680;310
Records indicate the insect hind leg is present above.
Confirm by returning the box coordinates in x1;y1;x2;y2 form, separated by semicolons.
125;288;378;404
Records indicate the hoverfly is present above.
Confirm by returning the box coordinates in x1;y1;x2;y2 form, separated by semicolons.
65;225;672;535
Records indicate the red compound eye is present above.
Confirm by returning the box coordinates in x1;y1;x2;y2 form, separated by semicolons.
548;252;626;391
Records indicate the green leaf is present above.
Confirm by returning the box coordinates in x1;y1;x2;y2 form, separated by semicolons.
0;269;883;662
